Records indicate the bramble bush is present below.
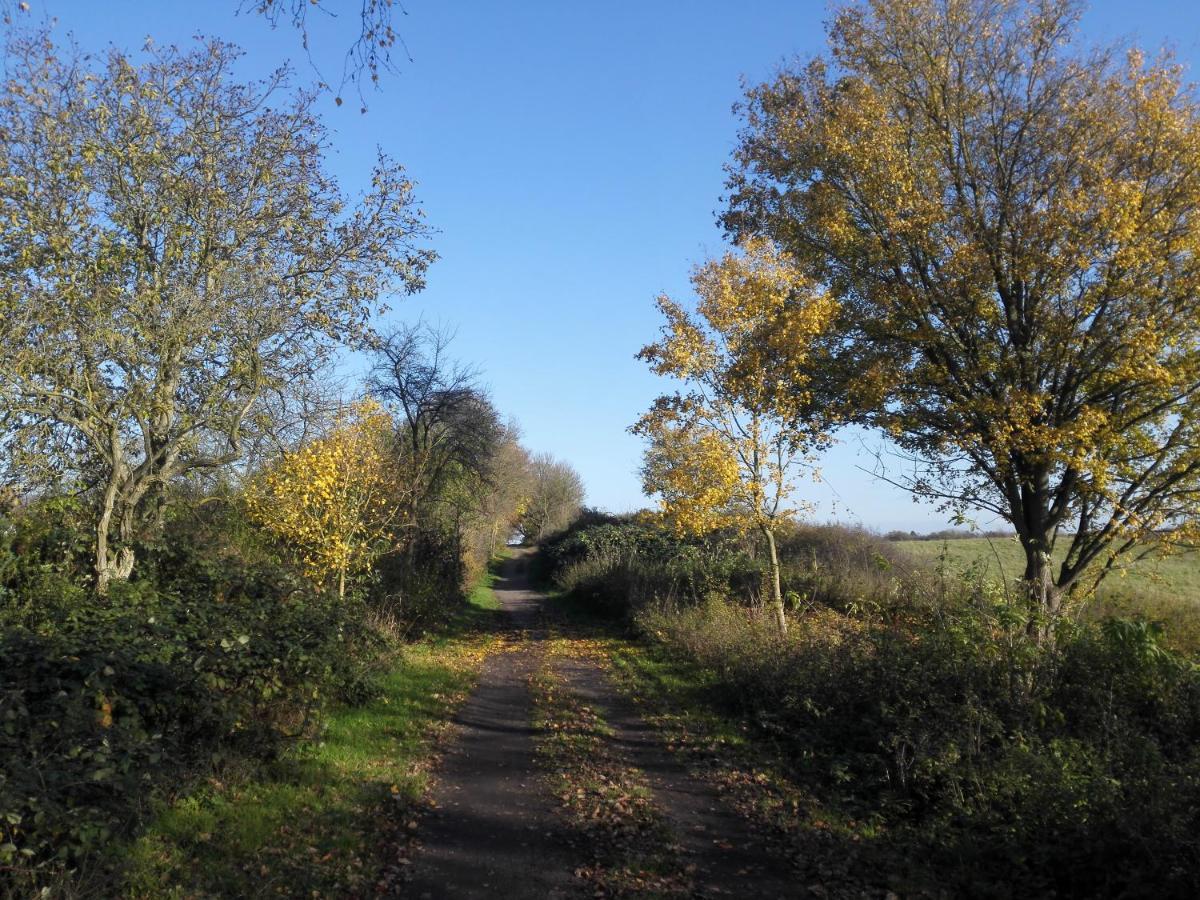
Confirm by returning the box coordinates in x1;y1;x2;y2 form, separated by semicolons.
0;498;392;893
541;518;1200;896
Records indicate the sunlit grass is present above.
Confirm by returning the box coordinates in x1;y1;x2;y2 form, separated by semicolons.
467;555;506;611
895;536;1200;650
894;536;1200;602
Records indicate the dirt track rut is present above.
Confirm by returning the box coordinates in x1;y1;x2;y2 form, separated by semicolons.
401;554;797;899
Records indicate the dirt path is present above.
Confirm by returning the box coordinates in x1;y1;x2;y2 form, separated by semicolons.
555;657;797;898
402;554;576;899
401;554;798;899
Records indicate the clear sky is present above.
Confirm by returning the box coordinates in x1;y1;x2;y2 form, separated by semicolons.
23;0;1200;531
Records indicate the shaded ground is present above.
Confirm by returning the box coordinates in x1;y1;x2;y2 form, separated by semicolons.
556;657;797;898
401;554;798;899
401;554;576;899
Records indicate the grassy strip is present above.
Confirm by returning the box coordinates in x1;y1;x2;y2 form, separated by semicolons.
467;557;504;611
544;593;894;898
118;577;505;899
529;630;691;898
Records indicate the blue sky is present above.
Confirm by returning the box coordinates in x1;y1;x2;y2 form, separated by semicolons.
26;0;1200;531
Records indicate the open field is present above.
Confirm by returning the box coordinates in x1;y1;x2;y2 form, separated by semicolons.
894;536;1200;611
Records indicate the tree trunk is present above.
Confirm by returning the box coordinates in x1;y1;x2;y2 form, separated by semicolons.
762;525;787;636
1021;540;1061;642
338;566;346;601
96;542;135;595
95;477;136;595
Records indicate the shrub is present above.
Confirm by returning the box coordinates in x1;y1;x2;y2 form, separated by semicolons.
0;497;391;892
542;519;1200;896
371;525;467;633
633;594;1200;895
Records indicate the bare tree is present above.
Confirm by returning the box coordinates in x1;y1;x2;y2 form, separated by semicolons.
242;0;408;109
367;323;504;552
520;454;584;544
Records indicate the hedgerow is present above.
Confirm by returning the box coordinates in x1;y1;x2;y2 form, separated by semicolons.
0;499;391;893
540;518;1200;897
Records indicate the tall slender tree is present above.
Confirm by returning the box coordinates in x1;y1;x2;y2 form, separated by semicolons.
634;241;834;634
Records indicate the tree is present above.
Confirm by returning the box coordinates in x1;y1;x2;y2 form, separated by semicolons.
723;0;1200;632
0;34;433;592
367;323;504;557
472;426;533;555
633;242;834;634
519;454;585;544
245;400;399;599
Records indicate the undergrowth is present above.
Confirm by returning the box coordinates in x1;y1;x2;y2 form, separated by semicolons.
538;518;1200;898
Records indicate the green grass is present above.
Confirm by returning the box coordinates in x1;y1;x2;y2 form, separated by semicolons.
894;536;1200;604
467;554;506;611
119;571;504;898
895;536;1200;650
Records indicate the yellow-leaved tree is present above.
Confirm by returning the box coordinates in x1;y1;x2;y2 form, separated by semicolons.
245;400;400;599
634;239;837;634
723;0;1200;634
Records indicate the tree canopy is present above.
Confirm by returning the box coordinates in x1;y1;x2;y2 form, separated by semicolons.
368;323;505;549
723;0;1200;626
519;454;585;545
0;33;433;589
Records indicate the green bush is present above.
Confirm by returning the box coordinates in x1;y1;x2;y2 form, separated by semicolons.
0;497;391;892
634;596;1200;895
544;519;1200;896
538;513;765;613
371;525;467;633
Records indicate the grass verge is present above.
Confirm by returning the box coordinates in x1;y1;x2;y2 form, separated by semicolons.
118;573;505;899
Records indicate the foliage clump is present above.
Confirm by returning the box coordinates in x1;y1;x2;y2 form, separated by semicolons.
246;400;400;599
0;498;389;890
541;517;1200;896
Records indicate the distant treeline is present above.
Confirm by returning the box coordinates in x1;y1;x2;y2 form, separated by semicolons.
885;528;1014;542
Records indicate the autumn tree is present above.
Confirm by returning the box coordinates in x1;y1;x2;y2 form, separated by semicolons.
0;34;432;592
519;454;585;544
723;0;1200;631
472;426;533;555
634;242;834;634
245;401;399;599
